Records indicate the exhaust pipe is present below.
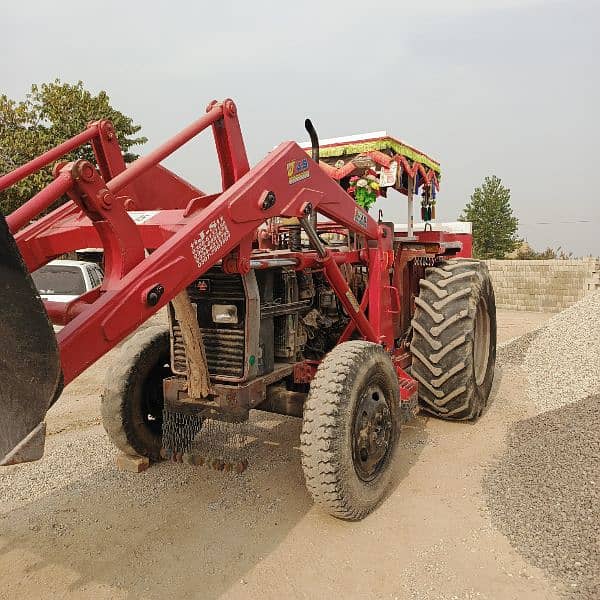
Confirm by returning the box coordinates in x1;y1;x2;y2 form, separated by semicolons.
304;119;320;230
0;213;63;465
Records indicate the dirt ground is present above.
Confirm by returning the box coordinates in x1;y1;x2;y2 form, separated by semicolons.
0;310;560;600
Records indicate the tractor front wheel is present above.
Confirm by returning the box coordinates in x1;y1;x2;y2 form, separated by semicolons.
301;341;400;520
101;326;171;461
411;259;496;420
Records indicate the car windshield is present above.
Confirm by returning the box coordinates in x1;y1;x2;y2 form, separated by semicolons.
32;265;86;296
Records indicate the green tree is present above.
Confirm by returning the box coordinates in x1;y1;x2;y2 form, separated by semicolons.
459;175;520;259
511;244;573;260
0;80;146;215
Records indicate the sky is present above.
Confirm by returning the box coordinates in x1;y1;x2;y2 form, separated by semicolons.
1;0;598;255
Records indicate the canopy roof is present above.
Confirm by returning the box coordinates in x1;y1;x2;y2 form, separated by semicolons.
300;131;441;196
299;131;441;177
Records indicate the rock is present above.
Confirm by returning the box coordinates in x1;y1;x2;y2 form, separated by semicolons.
115;452;150;473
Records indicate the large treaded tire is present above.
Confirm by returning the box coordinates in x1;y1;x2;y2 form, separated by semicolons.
301;341;400;520
411;259;496;420
101;326;171;460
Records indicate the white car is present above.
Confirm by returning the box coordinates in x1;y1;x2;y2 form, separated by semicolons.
31;260;104;329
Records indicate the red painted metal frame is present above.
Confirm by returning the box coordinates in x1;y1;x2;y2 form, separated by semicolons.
318;149;440;192
1;98;434;406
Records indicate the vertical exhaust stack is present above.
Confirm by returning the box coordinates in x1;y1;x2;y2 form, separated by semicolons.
0;213;63;465
304;118;320;230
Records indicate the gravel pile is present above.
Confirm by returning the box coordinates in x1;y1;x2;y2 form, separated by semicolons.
497;328;544;367
483;394;600;599
525;290;600;412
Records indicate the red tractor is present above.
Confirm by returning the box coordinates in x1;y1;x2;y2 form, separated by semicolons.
0;100;496;520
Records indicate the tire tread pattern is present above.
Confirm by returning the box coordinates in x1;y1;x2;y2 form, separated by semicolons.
411;259;496;420
301;341;398;521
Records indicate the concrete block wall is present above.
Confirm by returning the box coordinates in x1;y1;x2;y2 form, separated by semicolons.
484;259;600;312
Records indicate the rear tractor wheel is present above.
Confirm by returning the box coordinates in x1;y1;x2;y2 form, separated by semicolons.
411;259;496;420
301;341;400;520
101;326;171;460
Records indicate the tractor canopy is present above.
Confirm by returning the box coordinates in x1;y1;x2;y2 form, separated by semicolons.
300;131;441;197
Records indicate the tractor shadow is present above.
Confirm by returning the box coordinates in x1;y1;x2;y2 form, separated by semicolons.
385;413;430;505
481;364;505;419
0;410;428;599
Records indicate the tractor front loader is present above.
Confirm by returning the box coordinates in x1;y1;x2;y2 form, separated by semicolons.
0;99;496;520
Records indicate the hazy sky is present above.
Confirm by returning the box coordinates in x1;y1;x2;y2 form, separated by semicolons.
2;0;598;255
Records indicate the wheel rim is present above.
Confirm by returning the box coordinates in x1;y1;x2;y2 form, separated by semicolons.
352;383;393;482
473;299;491;386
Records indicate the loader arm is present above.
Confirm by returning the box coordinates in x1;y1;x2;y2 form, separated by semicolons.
0;99;390;464
51;139;383;385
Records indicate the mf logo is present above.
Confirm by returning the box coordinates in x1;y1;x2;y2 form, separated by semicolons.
287;157;310;184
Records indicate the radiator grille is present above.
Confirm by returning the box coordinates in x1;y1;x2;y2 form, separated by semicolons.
200;327;245;377
171;322;246;379
171;271;246;380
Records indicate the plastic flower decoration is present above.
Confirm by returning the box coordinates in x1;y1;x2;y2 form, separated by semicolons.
348;173;380;210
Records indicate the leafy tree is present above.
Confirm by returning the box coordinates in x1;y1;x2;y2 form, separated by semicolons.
0;80;146;215
459;175;520;259
510;243;574;260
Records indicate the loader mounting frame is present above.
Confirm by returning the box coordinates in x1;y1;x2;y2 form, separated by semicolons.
0;98;467;464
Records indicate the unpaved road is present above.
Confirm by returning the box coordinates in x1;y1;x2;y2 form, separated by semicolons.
0;310;562;600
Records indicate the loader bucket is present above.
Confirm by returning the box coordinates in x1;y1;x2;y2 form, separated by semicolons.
0;213;63;465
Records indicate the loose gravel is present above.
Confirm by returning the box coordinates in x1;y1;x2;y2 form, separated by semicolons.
525;290;600;412
0;411;294;516
483;394;600;599
497;327;544;368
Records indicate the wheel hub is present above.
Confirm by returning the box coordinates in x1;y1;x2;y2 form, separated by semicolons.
352;384;393;481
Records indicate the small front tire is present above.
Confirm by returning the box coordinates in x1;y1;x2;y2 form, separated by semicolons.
301;341;400;520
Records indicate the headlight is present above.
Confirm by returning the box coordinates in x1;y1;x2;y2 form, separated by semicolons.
211;304;238;324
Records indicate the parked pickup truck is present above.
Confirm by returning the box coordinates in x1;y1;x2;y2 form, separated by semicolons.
31;259;104;304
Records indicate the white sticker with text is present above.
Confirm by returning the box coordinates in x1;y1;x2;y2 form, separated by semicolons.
191;216;231;267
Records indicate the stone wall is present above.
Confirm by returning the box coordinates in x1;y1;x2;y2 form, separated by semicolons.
485;259;600;312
